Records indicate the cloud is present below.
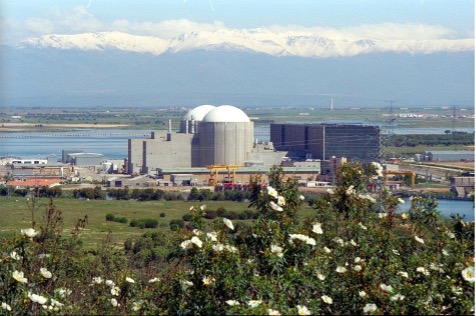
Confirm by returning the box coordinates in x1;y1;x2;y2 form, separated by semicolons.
111;19;226;38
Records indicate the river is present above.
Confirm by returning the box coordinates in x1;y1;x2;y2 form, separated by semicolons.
398;198;474;221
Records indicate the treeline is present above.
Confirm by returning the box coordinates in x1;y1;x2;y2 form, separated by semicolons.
385;132;474;147
0;185;252;202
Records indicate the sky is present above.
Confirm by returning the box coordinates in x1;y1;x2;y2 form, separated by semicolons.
1;0;474;45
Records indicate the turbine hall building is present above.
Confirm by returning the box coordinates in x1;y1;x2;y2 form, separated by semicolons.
270;123;381;162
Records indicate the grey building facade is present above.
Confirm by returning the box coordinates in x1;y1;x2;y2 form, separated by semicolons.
270;123;381;162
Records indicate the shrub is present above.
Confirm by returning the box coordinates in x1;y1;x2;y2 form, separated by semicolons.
105;213;115;221
170;219;185;231
160;212;166;217
182;213;193;221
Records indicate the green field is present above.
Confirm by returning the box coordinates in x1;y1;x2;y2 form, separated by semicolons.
0;197;315;248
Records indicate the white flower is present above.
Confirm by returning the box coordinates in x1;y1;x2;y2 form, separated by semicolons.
28;292;48;305
110;298;118;307
148;277;160;283
268;308;281;315
380;284;393;292
297;305;311;315
358;222;367;230
354;257;363;263
299;195;305;200
125;277;135;284
181;239;193;249
323;246;332;253
363;303;377;313
9;251;21;261
447;231;455;239
414;236;425;244
132;300;144;311
392;249;400;256
12;270;27;283
200;204;206;211
350;239;358;247
40;268;52;279
105;279;115;287
21;228;37;238
181;280;193;288
212;244;224;252
371;162;383;177
317;273;326;280
1;302;11;311
305;237;316;246
333;237;344;246
321;295;333;304
345;185;355;196
451;286;463;295
359;194;376;203
416;267;430;276
461;266;475;283
397;198;405;204
92;276;103;284
202;276;215;286
269;201;283;212
224;245;239;253
192;229;202;236
277;195;286;206
397;271;409;278
312;223;323;235
378;213;387;218
226;300;240;306
359;291;367;298
270;244;283;255
223;218;234;230
267;186;278;198
111;286;120;296
247;300;262;308
191;236;203;248
50;298;63;308
390;294;405;301
336;266;347;273
206;231;218;242
54;288;71;298
401;213;409;220
353;265;362;272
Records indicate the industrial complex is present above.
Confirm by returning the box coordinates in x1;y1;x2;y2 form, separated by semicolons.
1;104;473;197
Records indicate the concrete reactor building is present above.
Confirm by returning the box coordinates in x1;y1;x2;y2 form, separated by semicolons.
127;105;282;175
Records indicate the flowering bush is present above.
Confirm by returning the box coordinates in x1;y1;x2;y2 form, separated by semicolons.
0;164;474;315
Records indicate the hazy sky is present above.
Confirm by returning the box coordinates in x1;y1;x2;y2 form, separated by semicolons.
1;0;474;45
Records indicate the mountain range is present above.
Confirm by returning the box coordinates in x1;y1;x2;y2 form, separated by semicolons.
1;31;474;108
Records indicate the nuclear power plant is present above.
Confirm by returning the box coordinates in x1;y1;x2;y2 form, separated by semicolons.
126;105;382;187
127;105;282;175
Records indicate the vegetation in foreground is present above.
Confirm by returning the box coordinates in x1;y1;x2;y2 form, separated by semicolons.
0;164;474;315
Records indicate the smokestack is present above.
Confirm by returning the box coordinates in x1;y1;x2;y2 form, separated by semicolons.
168;119;172;133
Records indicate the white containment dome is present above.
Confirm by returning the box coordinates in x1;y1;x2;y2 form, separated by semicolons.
199;105;254;166
181;105;216;134
202;105;251;123
184;105;216;121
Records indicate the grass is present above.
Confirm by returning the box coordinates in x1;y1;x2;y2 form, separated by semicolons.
0;196;316;248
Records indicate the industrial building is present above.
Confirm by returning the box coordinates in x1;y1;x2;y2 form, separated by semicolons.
417;150;475;162
127;105;285;175
270;123;381;162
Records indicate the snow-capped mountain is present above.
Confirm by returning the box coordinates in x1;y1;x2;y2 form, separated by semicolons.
15;30;474;57
2;29;473;108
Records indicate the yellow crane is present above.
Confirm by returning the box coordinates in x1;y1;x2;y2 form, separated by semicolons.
206;164;242;186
